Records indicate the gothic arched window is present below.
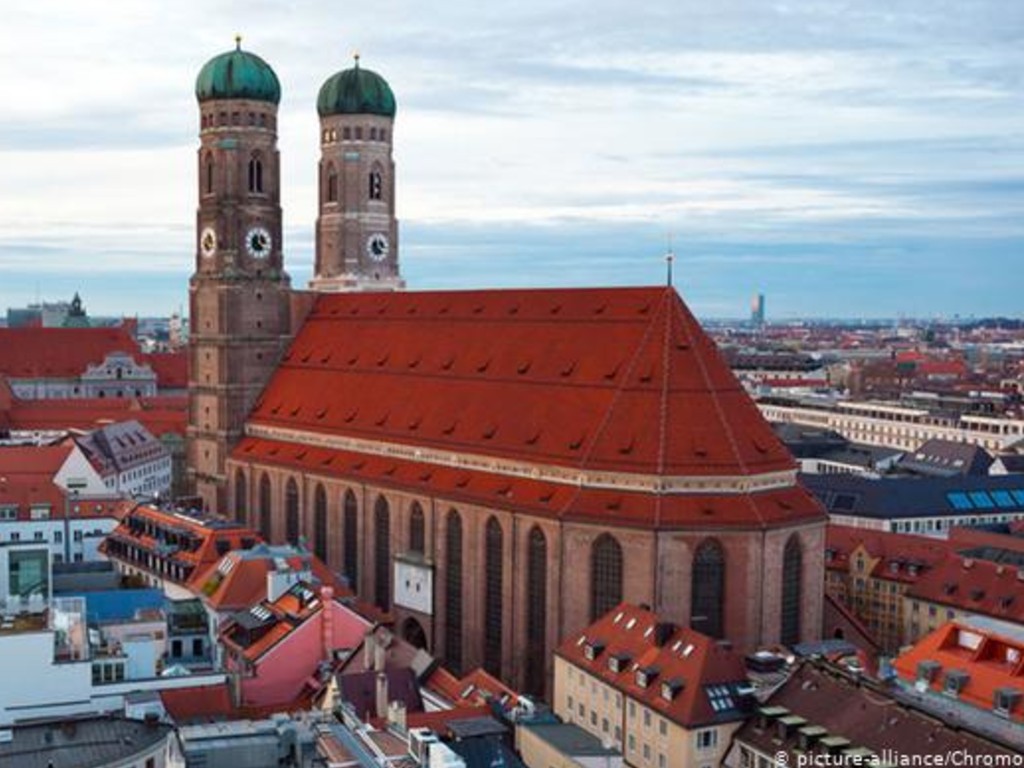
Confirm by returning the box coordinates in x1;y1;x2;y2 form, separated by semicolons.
343;490;358;587
691;539;726;639
368;169;382;200
204;153;214;195
313;484;328;562
409;502;425;554
326;163;338;203
258;473;272;541
234;469;247;524
781;535;803;646
248;155;264;194
590;534;623;622
285;478;300;545
444;509;463;673
525;526;548;695
374;495;391;610
483;516;504;677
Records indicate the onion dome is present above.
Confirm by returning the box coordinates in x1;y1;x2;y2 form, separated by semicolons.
317;55;396;118
195;36;281;105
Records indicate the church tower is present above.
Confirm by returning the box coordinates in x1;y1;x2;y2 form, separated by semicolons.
310;56;404;292
186;39;292;513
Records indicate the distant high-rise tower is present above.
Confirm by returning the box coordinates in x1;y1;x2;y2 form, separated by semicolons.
751;292;766;327
310;56;403;292
186;39;293;512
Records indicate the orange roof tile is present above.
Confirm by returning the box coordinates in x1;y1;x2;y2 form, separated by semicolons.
825;524;952;582
893;620;1024;726
905;557;1024;624
7;396;186;437
143;351;188;389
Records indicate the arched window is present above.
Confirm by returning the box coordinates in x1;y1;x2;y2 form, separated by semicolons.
444;510;463;673
204;154;214;195
258;473;271;541
234;469;247;524
781;535;803;646
285;478;300;545
343;490;358;587
368;169;382;200
313;484;328;562
409;502;425;554
590;534;623;622
525;526;548;695
374;495;391;610
248;155;264;194
484;517;504;677
691;539;725;639
326;164;338;203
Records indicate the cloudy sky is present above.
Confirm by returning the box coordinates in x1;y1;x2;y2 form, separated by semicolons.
1;0;1023;319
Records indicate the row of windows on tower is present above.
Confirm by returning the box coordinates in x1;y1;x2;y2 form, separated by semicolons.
201;111;274;130
322;125;388;144
202;156;267;195
324;168;383;203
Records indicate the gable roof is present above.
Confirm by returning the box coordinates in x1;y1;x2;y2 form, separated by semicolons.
0;325;140;378
825;524;952;582
898;439;994;478
905;556;1024;624
248;287;794;479
555;602;750;728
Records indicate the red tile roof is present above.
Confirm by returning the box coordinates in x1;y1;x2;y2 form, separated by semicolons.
0;325;139;378
248;288;795;478
825;524;952;583
555;602;749;728
893;620;1024;726
235;435;819;529
905;557;1024;624
143;351;188;389
6;396;187;437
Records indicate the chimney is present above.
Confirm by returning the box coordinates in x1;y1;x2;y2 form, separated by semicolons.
374;633;387;673
653;622;675;647
387;700;407;732
321;586;334;662
376;670;389;719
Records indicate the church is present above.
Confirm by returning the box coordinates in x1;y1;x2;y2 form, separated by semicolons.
184;41;826;696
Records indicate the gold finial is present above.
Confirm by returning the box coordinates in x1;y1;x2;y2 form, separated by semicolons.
235;34;242;51
353;50;360;67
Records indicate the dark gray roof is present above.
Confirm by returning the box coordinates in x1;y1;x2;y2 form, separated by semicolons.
897;439;993;478
447;716;507;739
800;473;1024;520
0;716;173;768
520;722;620;756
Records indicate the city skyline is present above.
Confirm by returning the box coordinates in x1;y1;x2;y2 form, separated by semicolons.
2;0;1024;318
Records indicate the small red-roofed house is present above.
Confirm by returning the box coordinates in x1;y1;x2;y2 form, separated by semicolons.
554;602;753;768
893;618;1024;740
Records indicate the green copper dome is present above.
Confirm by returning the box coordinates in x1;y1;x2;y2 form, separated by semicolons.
195;39;281;105
317;58;396;118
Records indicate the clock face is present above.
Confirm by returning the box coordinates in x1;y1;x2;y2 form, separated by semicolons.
366;233;390;262
200;227;217;258
245;226;272;259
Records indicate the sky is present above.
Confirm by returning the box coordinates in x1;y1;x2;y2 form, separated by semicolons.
1;1;1023;319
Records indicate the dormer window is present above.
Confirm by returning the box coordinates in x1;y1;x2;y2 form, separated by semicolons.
661;678;684;701
608;652;631;673
635;665;658;688
916;660;941;684
994;687;1022;717
944;669;969;697
584;639;605;661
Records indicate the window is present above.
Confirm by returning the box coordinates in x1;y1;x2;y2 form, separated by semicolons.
259;473;272;540
313;484;328;562
285;478;300;544
659;720;667;736
409;502;425;554
644;709;651;727
696;728;718;749
326;163;338;203
781;535;802;645
374;495;391;610
484;517;504;677
343;490;358;587
369;169;383;200
525;526;548;695
628;735;636;753
248;154;264;193
204;153;214;194
234;469;247;524
692;538;725;638
590;533;623;621
445;509;463;673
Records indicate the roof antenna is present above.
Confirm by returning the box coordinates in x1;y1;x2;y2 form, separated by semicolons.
665;233;675;287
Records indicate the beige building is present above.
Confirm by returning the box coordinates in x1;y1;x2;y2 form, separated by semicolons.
553;603;751;768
